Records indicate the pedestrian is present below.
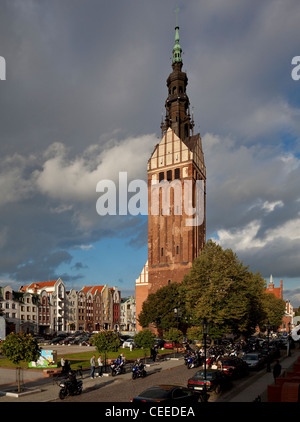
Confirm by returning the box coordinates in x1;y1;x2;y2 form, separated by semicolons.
61;356;65;374
97;355;103;377
273;360;282;382
64;359;71;373
151;346;157;362
90;354;96;379
129;343;133;352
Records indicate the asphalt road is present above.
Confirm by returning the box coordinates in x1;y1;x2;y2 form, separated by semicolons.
40;344;96;355
52;362;227;403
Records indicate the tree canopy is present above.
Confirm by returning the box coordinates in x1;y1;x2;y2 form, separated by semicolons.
1;332;41;392
90;331;120;368
181;240;268;336
138;240;285;338
137;282;187;331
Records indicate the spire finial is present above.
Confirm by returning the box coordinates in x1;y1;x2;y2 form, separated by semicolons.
175;6;179;27
172;7;182;64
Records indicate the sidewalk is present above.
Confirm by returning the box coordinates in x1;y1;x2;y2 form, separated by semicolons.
216;348;300;402
0;356;184;402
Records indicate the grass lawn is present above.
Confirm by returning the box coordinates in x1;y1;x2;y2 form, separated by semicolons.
0;348;172;370
61;348;171;369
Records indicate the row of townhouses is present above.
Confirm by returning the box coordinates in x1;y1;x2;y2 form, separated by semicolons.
0;278;136;336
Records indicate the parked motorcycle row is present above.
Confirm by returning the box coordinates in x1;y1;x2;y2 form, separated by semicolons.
184;335;289;373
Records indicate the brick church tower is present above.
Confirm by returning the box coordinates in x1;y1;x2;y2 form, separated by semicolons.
135;24;206;330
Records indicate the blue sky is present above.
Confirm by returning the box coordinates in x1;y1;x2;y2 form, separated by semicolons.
1;0;300;305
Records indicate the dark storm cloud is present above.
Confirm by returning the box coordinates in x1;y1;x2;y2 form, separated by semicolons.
1;0;300;297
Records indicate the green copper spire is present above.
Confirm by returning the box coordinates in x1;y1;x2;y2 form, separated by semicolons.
172;8;182;64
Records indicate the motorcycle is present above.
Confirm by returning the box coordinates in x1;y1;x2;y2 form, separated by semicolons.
59;373;83;400
187;353;202;369
110;361;125;376
184;351;193;365
132;364;147;380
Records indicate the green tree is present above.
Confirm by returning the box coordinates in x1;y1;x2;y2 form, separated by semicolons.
164;327;183;354
186;326;202;342
262;292;286;330
134;329;155;362
1;332;41;392
90;331;120;371
181;239;266;337
138;283;187;332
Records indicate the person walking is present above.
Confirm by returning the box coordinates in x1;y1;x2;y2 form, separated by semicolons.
273;360;282;382
97;355;103;377
90;354;96;379
153;345;158;362
61;356;65;374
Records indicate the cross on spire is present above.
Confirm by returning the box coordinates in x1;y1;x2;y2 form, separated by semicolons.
175;6;179;27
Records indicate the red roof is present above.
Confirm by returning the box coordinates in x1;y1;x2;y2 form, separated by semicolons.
80;285;105;295
22;280;57;292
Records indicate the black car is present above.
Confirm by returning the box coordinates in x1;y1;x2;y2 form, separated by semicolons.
130;385;199;403
218;357;249;379
154;338;165;349
187;369;231;394
51;337;63;345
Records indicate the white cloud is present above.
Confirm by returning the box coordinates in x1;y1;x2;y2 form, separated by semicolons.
34;134;155;202
262;200;284;213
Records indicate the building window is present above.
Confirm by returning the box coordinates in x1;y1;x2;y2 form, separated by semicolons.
167;170;172;181
161;248;164;257
159;172;164;182
175;168;180;179
168;280;171;285
176;245;179;254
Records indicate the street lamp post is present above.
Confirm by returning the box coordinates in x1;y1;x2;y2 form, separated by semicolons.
173;308;181;356
202;318;209;402
288;322;291;357
266;320;271;372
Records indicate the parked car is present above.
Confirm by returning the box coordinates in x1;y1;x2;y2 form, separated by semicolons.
164;342;182;349
59;336;75;345
51;337;63;345
218;357;249;379
33;336;47;344
154;338;165;349
130;385;199;403
192;339;211;348
242;353;265;370
122;339;136;348
187;369;231;394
